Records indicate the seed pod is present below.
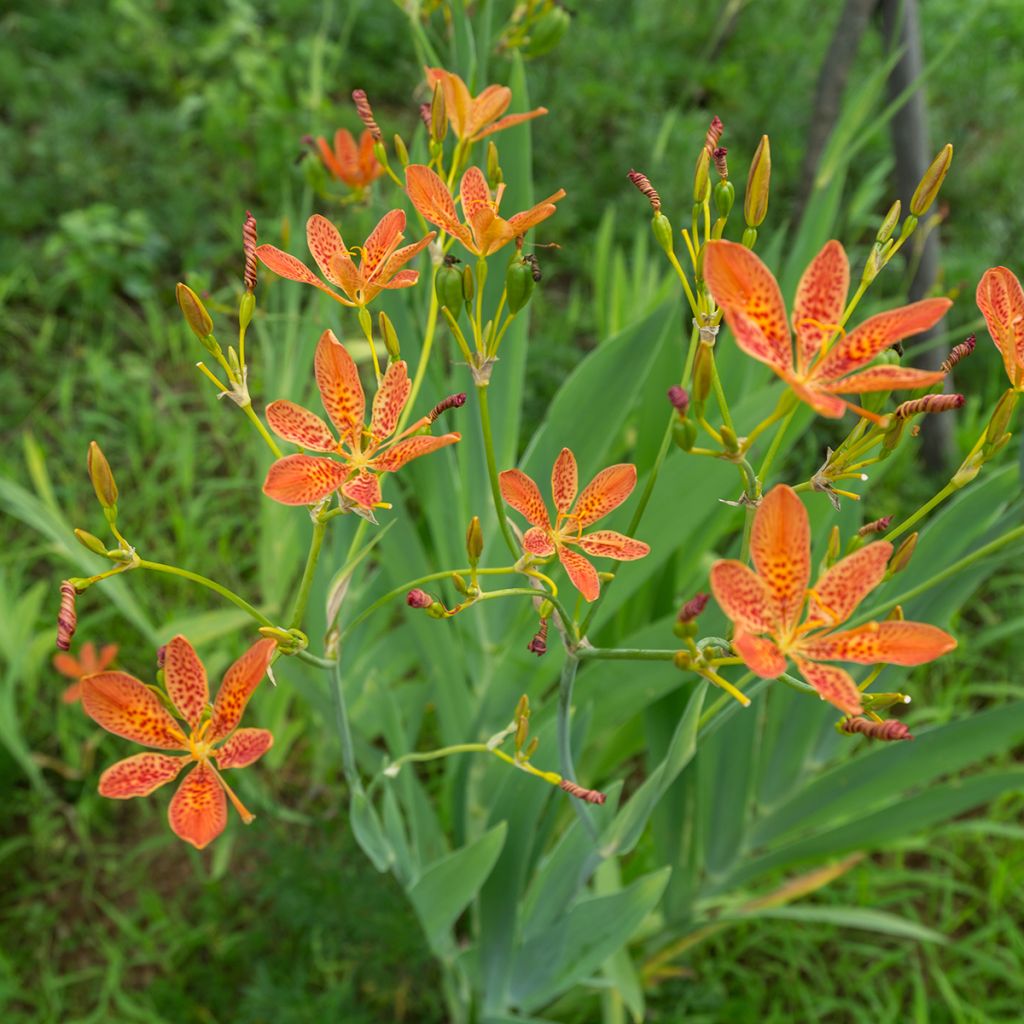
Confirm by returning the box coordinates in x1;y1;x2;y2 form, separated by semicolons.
713;178;735;220
176;283;214;339
526;7;570;58
435;259;464;316
692;340;715;410
910;143;953;216
743;135;771;228
461;266;475;308
466;516;483;565
651;212;674;256
87;441;118;511
506;257;535;314
672;418;697;452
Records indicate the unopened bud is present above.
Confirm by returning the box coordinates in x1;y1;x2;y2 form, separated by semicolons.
692;341;715;409
825;525;842;567
87;441;118;511
858;515;893;537
486;141;502;189
429;83;447;143
677;592;709;624
375;312;400;362
743;135;771;228
693;147;711;203
393;134;410;167
74;528;109;556
452;573;470;596
461;265;475;306
466;515;483;564
667;385;690;415
941;334;976;374
910;143;953;217
673;650;693;671
876;200;901;244
523;737;539;760
889;533;918;575
984;388;1018;452
886;604;905;621
720;425;739;453
176;283;214;339
407;589;433;609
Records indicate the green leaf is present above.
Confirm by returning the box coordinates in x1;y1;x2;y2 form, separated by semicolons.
349;789;393;874
724;905;947;944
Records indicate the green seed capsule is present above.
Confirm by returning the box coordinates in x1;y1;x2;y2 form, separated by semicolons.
713;179;735;219
506;258;535;314
672;418;698;451
435;262;464;316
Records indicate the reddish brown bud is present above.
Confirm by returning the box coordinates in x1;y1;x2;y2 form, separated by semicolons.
527;618;549;657
627;169;661;213
894;393;964;418
667;386;690;414
428;392;467;422
857;515;893;537
407;589;433;609
156;644;167;668
352;89;382;140
242;211;258;292
712;146;729;179
941;334;976;374
56;581;78;651
678;592;709;623
704;115;724;155
840;716;913;741
419;103;432;129
559;779;607;804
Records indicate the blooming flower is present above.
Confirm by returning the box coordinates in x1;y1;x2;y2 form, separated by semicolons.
53;641;118;703
709;485;956;715
263;330;461;509
976;266;1024;389
406;164;565;258
499;448;650;601
424;67;547;143
704;240;951;422
314;128;383;191
255;211;435;308
81;636;276;850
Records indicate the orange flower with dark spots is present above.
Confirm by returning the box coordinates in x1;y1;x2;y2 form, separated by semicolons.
315;128;383;191
263;330;461;510
406;164;565;258
709;485;956;715
81;636;276;850
704;240;951;423
54;641;118;703
256;211;435;308
424;67;547;143
499;448;650;601
976;266;1024;389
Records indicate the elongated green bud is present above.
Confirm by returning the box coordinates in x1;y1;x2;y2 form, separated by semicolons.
910;144;953;216
889;533;918;575
74;528;109;556
720;424;739;453
984;388;1018;455
487;141;503;189
877;200;901;244
693;147;711;203
430;83;447;144
743;135;771;228
176;283;213;339
506;257;535;314
87;441;118;511
393;133;410;168
526;7;570;57
466;515;483;565
462;266;475;308
379;311;401;361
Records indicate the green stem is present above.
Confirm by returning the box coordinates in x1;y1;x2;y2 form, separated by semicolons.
577;647;678;662
137;559;274;628
288;519;327;629
710;358;734;432
557;654;598;838
240;402;284;458
295;650;337;670
397;284;441;435
477;383;519;557
757;406;796;482
330;655;360;790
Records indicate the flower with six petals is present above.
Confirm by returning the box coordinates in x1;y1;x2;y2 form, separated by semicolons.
976;265;1024;390
263;330;461;510
709;485;956;716
314;128;383;192
406;164;565;258
425;66;548;143
53;641;118;704
81;635;277;850
704;240;951;423
255;211;435;308
499;448;650;602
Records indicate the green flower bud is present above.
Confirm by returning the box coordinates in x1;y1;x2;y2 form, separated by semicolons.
889;533;918;575
176;283;213;339
466;515;484;565
379;312;401;361
393;133;410;168
910;143;953;216
430;84;447;144
876;200;901;244
487;141;502;189
693;147;711;204
743;135;771;228
984;388;1018;455
87;441;118;511
692;340;715;410
462;266;475;307
672;417;698;452
74;528;109;556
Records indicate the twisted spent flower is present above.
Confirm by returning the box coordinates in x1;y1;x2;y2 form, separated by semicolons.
499;447;650;602
80;636;276;849
709;485;956;715
840;716;913;741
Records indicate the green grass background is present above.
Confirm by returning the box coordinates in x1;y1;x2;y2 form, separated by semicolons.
2;1;1023;1021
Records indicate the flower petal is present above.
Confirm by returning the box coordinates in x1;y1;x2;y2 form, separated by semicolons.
99;752;187;798
53;651;83;679
816;298;952;381
380;233;436;282
523;526;556;556
342;469;383;508
551;448;578;514
801;620;957;666
825;365;947;394
558;546;601;602
62;682;83;703
793;240;849;374
255;245;352;305
505;191;567;241
162;635;208;730
425;67;472;139
405;165;474;249
703;240;793;373
499;469;550;528
791;656;862;716
474;108;548;141
574;464;637;527
785;374;848;418
266;400;338;452
262;454;347;505
361;209;406;281
371;432;460;473
210;638;276;741
215;727;274;770
314;329;365;447
467;84;512;137
577;529;650;560
806;542;892;629
306;214;351;288
168;763;227;850
370;360;411;442
709;559;778;635
81;673;185;749
733;631;788;678
381;269;420;290
977;266;1024;385
460;167;497;248
749;485;810;635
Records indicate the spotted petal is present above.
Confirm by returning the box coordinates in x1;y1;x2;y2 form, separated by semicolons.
467;84;512;137
505;190;567;241
262;454;347;505
266;400;338;452
499;469;550;528
380;233;436;283
800;620;956;665
703;240;792;373
709;559;778;635
460;167;497;248
577;530;650;560
574;464;637;527
370;360;411;442
551;448;578;514
99;752;187;798
342;469;383;508
255;245;352;306
162;635;208;730
558;546;601;602
977;266;1024;385
209;638;277;741
733;632;788;678
314;329;365;447
306;214;355;289
793;240;849;374
81;673;185;749
475;108;548;141
805;541;892;629
825;365;946;394
749;485;810;634
216;727;274;770
168;763;228;850
372;433;460;473
791;656;862;716
361;209;406;281
405;165;474;249
523;526;556;556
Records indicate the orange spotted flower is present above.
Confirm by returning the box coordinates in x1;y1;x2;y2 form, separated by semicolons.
425;66;547;143
709;485;956;716
406;164;565;258
255;211;435;308
499;448;650;602
81;636;276;850
976;266;1024;389
263;329;461;510
704;240;951;422
314;128;383;191
54;641;118;703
